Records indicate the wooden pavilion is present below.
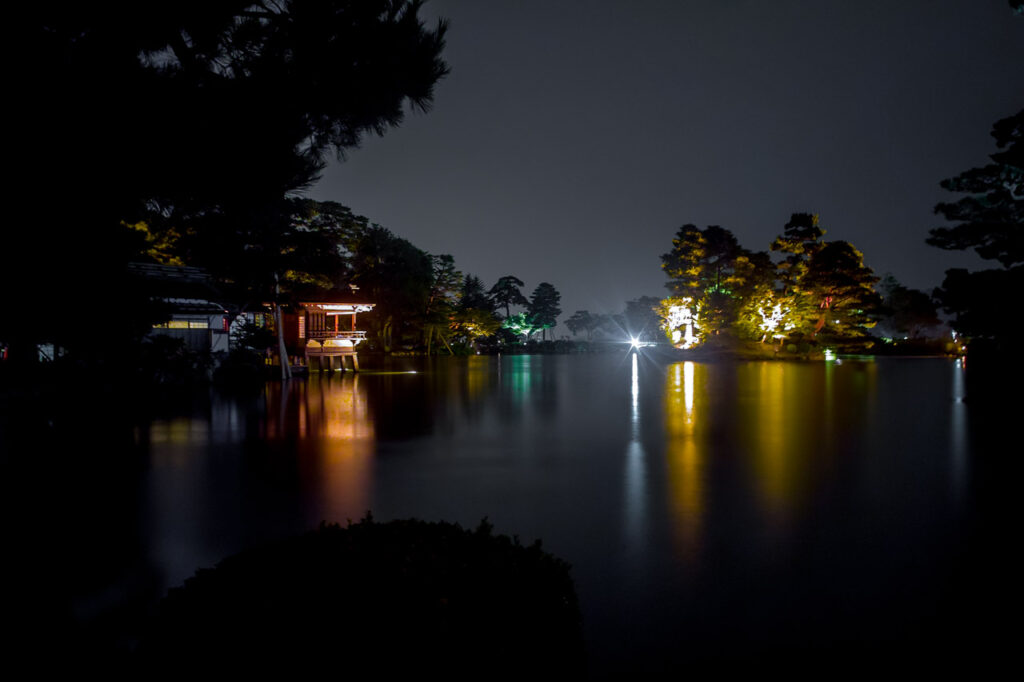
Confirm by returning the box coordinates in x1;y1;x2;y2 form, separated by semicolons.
284;286;375;371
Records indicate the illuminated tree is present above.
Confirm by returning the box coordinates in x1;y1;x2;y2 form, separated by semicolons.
735;292;795;344
771;213;826;291
450;274;500;350
800;241;881;350
660;224;771;341
661;225;708;297
450;308;501;349
766;213;827;335
662;225;747;293
502;313;541;340
657;297;701;348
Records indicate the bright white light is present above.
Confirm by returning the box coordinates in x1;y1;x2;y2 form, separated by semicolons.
824;348;836;362
758;304;783;333
664;299;700;349
631;336;640;349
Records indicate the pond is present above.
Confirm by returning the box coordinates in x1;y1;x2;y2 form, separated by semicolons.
5;353;1014;674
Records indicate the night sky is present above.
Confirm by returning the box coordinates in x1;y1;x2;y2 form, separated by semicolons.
309;0;1023;322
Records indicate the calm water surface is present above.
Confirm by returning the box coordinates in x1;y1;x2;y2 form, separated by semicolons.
11;353;1015;674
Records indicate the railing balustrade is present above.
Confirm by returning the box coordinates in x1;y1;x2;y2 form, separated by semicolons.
306;330;367;341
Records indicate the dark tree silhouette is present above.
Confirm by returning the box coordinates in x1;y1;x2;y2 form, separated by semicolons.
5;2;449;370
423;255;462;355
459;275;496;313
928;110;1023;268
348;225;433;353
527;283;562;341
622;297;663;342
489;276;530;318
927;109;1023;349
877;275;941;340
565;311;592;338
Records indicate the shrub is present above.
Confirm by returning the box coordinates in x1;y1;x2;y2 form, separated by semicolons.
137;516;584;678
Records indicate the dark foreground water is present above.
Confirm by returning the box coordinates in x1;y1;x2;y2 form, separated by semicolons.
3;353;1019;674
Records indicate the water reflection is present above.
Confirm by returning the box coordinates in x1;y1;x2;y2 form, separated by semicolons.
623;353;648;562
33;354;996;676
748;362;803;531
496;355;562;427
265;375;375;523
664;361;703;559
950;357;968;502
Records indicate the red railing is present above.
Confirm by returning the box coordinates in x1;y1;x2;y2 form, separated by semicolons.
307;330;367;342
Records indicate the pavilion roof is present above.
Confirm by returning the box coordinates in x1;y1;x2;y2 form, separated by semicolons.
128;262;228;314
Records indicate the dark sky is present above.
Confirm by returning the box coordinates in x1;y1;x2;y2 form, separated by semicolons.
309;0;1023;322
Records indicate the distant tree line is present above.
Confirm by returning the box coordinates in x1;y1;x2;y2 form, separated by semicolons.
651;214;890;353
135;196;565;356
331;213;565;353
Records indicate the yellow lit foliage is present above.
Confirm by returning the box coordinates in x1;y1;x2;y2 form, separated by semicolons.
124;221;185;266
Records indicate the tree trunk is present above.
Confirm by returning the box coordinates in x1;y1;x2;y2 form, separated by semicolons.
274;275;292;380
381;317;393;353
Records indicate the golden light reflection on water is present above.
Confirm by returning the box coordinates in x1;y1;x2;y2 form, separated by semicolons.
465;355;492;402
664;361;703;558
751;362;796;527
266;375;375;522
146;419;212;470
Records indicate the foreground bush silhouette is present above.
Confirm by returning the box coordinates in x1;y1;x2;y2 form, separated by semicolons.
137;516;584;677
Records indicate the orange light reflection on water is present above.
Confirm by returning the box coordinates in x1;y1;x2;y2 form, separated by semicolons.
266;375;375;523
664;361;703;559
